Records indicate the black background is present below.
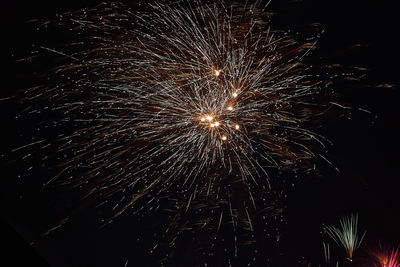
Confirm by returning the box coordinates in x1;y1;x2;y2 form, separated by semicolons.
1;0;399;266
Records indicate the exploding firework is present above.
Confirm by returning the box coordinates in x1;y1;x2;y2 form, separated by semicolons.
6;0;352;264
374;247;400;267
325;213;366;262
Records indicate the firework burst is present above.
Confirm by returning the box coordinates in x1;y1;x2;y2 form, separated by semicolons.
325;213;366;262
374;247;400;267
6;0;350;264
16;0;330;214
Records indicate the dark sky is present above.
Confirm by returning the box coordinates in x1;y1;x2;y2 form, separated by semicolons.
1;0;399;266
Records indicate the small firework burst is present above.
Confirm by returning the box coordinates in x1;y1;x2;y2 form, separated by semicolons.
325;213;366;262
374;247;400;267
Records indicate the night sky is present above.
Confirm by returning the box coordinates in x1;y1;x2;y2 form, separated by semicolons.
1;0;399;266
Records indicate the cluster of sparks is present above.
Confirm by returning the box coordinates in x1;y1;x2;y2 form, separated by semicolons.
9;0;353;265
198;76;240;142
